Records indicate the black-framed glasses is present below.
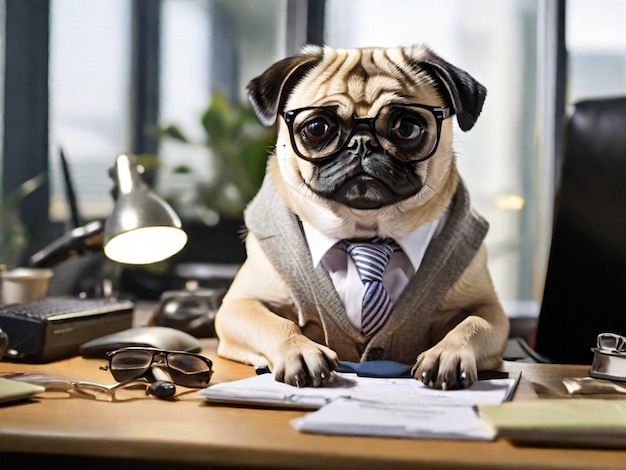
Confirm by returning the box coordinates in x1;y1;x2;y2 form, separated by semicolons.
104;347;213;388
282;103;451;163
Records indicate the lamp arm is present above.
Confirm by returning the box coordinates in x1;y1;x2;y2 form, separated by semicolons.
28;220;105;268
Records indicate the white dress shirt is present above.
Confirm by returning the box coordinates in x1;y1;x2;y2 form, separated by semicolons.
301;214;447;330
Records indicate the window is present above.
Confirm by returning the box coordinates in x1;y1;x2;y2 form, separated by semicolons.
49;0;131;221
47;0;288;225
566;0;626;103
157;0;287;221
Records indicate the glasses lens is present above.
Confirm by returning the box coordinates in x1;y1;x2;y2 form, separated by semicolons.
166;353;213;387
289;107;344;160
74;380;151;402
109;350;154;382
377;105;439;161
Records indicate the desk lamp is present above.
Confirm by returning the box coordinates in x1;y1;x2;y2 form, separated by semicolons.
103;154;187;265
29;154;188;267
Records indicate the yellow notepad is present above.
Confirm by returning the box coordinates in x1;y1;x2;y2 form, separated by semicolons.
0;377;45;404
477;399;626;448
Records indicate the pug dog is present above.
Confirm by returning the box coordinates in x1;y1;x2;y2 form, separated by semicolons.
214;44;509;390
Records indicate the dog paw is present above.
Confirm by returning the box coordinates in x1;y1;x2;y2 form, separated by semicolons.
271;337;338;388
411;345;477;390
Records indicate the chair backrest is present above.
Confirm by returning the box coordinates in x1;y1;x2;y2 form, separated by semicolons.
534;96;626;364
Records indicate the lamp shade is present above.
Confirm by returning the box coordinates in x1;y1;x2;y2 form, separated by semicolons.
103;154;188;265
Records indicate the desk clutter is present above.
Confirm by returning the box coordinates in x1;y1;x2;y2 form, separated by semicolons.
476;332;626;448
3;300;626;448
1;344;214;403
198;332;626;445
200;363;520;440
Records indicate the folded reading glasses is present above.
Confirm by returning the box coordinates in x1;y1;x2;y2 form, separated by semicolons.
1;372;173;401
282;102;451;163
104;347;213;388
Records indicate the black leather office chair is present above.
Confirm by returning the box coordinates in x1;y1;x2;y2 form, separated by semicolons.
531;96;626;364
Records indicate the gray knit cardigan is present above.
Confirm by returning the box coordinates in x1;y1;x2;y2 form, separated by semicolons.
244;176;488;364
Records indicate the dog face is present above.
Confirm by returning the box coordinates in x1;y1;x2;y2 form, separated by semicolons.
247;45;486;238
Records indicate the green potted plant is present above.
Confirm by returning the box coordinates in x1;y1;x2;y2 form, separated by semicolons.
159;89;275;221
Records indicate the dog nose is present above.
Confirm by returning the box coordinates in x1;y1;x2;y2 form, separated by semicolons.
346;134;381;156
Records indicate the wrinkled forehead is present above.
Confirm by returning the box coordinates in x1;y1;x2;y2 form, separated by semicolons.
284;46;444;116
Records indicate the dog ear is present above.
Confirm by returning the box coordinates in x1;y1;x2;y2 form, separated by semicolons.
246;47;324;127
414;48;487;132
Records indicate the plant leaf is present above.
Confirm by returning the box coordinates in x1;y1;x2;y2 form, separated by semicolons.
0;174;45;269
156;88;275;217
158;124;190;143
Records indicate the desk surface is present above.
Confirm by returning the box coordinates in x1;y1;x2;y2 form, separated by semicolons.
0;338;624;470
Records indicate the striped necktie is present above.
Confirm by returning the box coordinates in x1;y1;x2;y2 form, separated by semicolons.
344;238;397;336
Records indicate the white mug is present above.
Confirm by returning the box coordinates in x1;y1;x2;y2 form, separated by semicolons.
1;268;54;305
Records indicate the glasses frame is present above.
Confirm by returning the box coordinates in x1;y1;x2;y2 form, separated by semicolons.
105;347;213;388
281;103;451;163
1;372;158;402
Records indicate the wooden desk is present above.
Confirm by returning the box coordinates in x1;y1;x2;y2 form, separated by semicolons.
0;339;624;470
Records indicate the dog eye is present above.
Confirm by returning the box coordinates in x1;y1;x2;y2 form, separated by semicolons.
390;117;424;141
302;118;333;142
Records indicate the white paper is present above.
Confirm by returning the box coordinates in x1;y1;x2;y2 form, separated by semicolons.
200;372;518;439
291;397;497;440
200;372;516;409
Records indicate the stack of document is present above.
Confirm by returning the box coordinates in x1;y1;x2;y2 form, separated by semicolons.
477;399;626;448
200;372;519;440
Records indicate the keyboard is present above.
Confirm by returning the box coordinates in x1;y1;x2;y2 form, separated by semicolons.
0;297;134;363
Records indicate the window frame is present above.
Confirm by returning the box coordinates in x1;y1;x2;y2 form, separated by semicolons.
2;0;51;254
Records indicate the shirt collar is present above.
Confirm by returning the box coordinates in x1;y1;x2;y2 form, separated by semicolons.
301;212;447;271
301;220;340;268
